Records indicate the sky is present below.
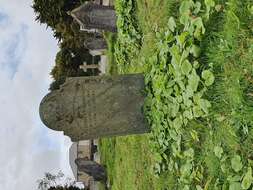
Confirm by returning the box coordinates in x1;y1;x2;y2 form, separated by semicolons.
0;0;74;189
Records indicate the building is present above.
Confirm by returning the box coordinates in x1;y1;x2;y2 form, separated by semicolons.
69;140;98;185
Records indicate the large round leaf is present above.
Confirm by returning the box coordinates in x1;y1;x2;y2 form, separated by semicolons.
241;167;252;189
231;155;243;172
181;60;192;75
202;70;215;86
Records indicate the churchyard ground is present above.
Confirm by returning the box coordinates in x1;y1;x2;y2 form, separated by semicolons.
100;0;253;190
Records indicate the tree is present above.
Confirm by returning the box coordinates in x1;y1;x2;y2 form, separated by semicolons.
32;0;98;91
32;0;76;39
37;171;87;190
48;186;86;190
32;0;90;41
49;45;98;90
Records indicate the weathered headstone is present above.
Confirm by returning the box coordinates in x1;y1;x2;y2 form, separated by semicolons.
70;2;117;32
84;37;107;51
39;74;149;141
75;158;106;182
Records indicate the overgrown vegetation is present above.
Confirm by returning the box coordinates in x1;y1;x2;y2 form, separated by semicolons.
99;136;173;190
114;0;142;72
100;0;253;189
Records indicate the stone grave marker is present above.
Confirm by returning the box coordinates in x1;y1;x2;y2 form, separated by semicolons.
84;37;107;51
70;2;117;32
75;158;106;182
80;62;99;72
39;74;149;142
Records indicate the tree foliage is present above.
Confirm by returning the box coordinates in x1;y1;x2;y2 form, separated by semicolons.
48;186;86;190
37;171;88;190
32;0;97;90
32;0;82;40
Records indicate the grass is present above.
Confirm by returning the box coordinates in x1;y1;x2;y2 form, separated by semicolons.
99;1;177;189
104;32;118;75
100;0;253;189
99;135;173;190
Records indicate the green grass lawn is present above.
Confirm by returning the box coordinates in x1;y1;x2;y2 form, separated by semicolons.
100;0;253;189
99;135;164;190
99;135;173;190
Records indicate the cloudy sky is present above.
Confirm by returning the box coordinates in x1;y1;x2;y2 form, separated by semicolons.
0;0;73;189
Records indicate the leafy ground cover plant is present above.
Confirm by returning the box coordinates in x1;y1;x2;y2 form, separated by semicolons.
100;0;253;189
143;1;217;189
114;0;142;73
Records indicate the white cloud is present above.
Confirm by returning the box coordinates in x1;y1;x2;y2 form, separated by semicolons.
0;0;73;189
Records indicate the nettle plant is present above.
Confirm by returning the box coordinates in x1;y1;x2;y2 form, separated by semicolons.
144;0;215;187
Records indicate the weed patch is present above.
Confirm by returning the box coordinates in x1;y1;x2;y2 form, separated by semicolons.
101;0;253;189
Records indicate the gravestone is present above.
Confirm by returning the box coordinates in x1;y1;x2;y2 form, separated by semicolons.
89;49;105;56
93;0;102;5
80;62;99;72
39;74;149;142
75;158;106;182
84;37;107;51
70;2;117;32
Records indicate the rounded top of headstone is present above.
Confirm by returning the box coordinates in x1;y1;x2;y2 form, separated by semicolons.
39;91;62;131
